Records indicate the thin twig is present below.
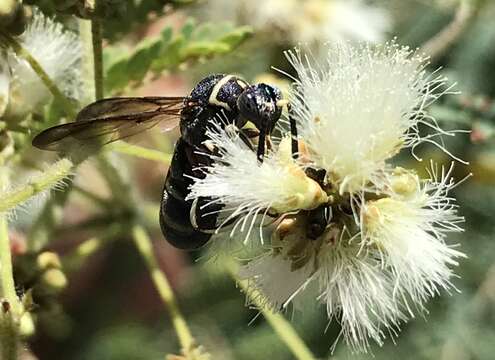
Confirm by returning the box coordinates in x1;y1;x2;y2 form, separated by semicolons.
108;142;172;165
63;224;123;271
420;0;478;62
0;175;20;360
132;224;197;355
91;15;104;100
226;263;317;360
0;158;74;214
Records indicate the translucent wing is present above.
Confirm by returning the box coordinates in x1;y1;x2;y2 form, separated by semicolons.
32;96;189;152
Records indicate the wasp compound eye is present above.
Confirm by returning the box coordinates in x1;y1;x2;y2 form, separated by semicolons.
237;84;283;131
237;88;259;120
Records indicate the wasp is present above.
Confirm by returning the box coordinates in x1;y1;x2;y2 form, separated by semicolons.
33;74;307;250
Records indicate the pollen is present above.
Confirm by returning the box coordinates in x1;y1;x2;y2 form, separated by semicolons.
363;202;383;229
390;167;419;197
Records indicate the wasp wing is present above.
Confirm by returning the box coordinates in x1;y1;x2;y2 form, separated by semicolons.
32;97;188;152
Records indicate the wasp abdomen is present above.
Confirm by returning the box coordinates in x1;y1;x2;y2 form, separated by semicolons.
160;139;215;250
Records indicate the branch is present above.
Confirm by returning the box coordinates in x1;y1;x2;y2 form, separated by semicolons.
0;158;73;214
420;0;478;62
226;263;316;360
0;176;20;360
132;225;198;356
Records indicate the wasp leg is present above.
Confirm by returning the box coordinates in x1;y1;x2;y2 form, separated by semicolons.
288;104;298;160
306;205;332;240
256;125;267;164
238;130;255;152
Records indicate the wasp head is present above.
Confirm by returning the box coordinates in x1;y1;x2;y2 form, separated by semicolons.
237;83;285;132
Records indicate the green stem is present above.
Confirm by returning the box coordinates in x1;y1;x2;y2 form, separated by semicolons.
63;223;122;271
226;264;316;360
96;154;132;206
91;7;104;100
78;19;95;103
0;218;19;315
0;312;18;360
132;224;196;354
0;158;73;214
1;33;76;118
0;175;20;360
420;0;478;61
108;143;172;165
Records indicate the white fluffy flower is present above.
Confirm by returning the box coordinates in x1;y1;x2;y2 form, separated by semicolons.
3;9;81;119
238;165;465;352
187;126;327;241
238;223;408;352
292;0;391;45
205;0;391;45
362;164;465;308
286;43;453;194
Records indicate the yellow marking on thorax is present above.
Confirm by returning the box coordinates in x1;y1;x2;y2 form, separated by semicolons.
237;79;248;89
208;75;234;111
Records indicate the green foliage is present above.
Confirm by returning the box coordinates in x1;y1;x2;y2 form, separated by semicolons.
104;20;253;94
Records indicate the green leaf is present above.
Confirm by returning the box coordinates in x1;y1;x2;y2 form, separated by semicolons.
103;20;253;94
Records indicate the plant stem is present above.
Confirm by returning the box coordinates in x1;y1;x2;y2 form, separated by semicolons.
420;0;478;62
0;312;18;360
0;174;20;360
0;217;18;314
91;15;104;100
79;19;95;103
226;264;316;360
131;224;196;354
0;158;74;214
108;143;172;165
63;223;122;271
1;33;76;117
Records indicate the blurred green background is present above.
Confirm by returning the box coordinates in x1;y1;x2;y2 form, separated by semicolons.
1;0;495;359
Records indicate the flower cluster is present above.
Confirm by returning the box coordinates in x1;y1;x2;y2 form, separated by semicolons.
0;9;81;120
187;42;466;352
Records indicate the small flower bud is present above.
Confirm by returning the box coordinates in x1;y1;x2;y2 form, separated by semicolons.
41;268;68;291
19;312;35;337
390;167;419;197
4;5;31;36
37;251;62;270
0;0;20;26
